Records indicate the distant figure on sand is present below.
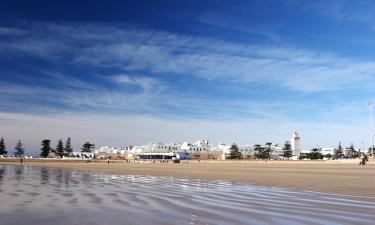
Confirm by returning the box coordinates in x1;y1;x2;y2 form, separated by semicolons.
107;159;110;164
360;154;369;165
20;157;23;164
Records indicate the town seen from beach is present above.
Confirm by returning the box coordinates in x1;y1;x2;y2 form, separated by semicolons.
1;132;372;162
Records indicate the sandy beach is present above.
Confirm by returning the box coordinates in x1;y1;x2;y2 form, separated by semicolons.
1;159;375;197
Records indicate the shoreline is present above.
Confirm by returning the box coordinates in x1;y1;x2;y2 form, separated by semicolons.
1;159;375;197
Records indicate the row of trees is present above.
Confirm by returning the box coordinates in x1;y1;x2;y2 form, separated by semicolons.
228;141;293;160
40;138;74;158
302;142;360;160
40;138;95;158
0;138;24;157
228;141;364;160
0;137;95;158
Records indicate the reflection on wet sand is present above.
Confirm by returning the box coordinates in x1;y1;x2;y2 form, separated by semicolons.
40;167;49;185
0;165;375;225
14;165;24;182
0;166;5;193
0;165;5;183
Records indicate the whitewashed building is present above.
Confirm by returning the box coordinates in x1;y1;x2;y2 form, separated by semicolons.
321;147;336;156
213;143;231;154
271;143;283;156
95;146;129;155
70;151;94;159
238;144;254;157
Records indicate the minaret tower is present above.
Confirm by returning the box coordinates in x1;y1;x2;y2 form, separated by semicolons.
291;132;301;156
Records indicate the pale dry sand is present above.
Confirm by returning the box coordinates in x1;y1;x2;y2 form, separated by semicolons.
1;159;375;197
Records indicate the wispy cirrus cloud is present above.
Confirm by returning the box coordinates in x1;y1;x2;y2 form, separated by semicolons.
0;79;160;115
112;74;161;92
198;10;280;42
0;21;374;124
1;22;375;93
0;23;367;92
38;69;97;90
288;0;375;29
0;27;27;36
2;74;364;124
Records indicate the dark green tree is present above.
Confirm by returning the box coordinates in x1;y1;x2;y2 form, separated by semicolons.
282;141;293;159
307;148;322;160
56;139;64;158
64;137;73;156
14;140;24;157
264;142;273;159
0;138;7;155
254;144;263;159
335;141;343;159
81;142;95;153
254;144;271;160
228;143;242;159
40;139;52;158
325;153;332;159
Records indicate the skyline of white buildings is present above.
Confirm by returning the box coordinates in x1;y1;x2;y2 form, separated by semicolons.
95;132;368;160
95;133;300;159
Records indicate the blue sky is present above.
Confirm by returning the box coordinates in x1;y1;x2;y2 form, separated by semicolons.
1;0;375;153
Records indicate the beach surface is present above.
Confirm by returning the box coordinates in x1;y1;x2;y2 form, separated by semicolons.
1;159;375;197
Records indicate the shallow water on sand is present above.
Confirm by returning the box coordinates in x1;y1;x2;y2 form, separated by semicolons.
0;165;375;225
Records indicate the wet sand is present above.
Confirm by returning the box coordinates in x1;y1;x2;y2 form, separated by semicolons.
1;159;375;197
2;164;375;225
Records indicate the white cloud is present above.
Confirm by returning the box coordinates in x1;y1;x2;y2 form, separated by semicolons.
112;75;160;92
38;69;97;90
1;22;375;93
0;27;27;36
0;80;278;120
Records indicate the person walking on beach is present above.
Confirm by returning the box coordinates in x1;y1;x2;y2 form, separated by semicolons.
360;154;369;165
364;154;369;165
107;158;110;164
20;157;23;165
